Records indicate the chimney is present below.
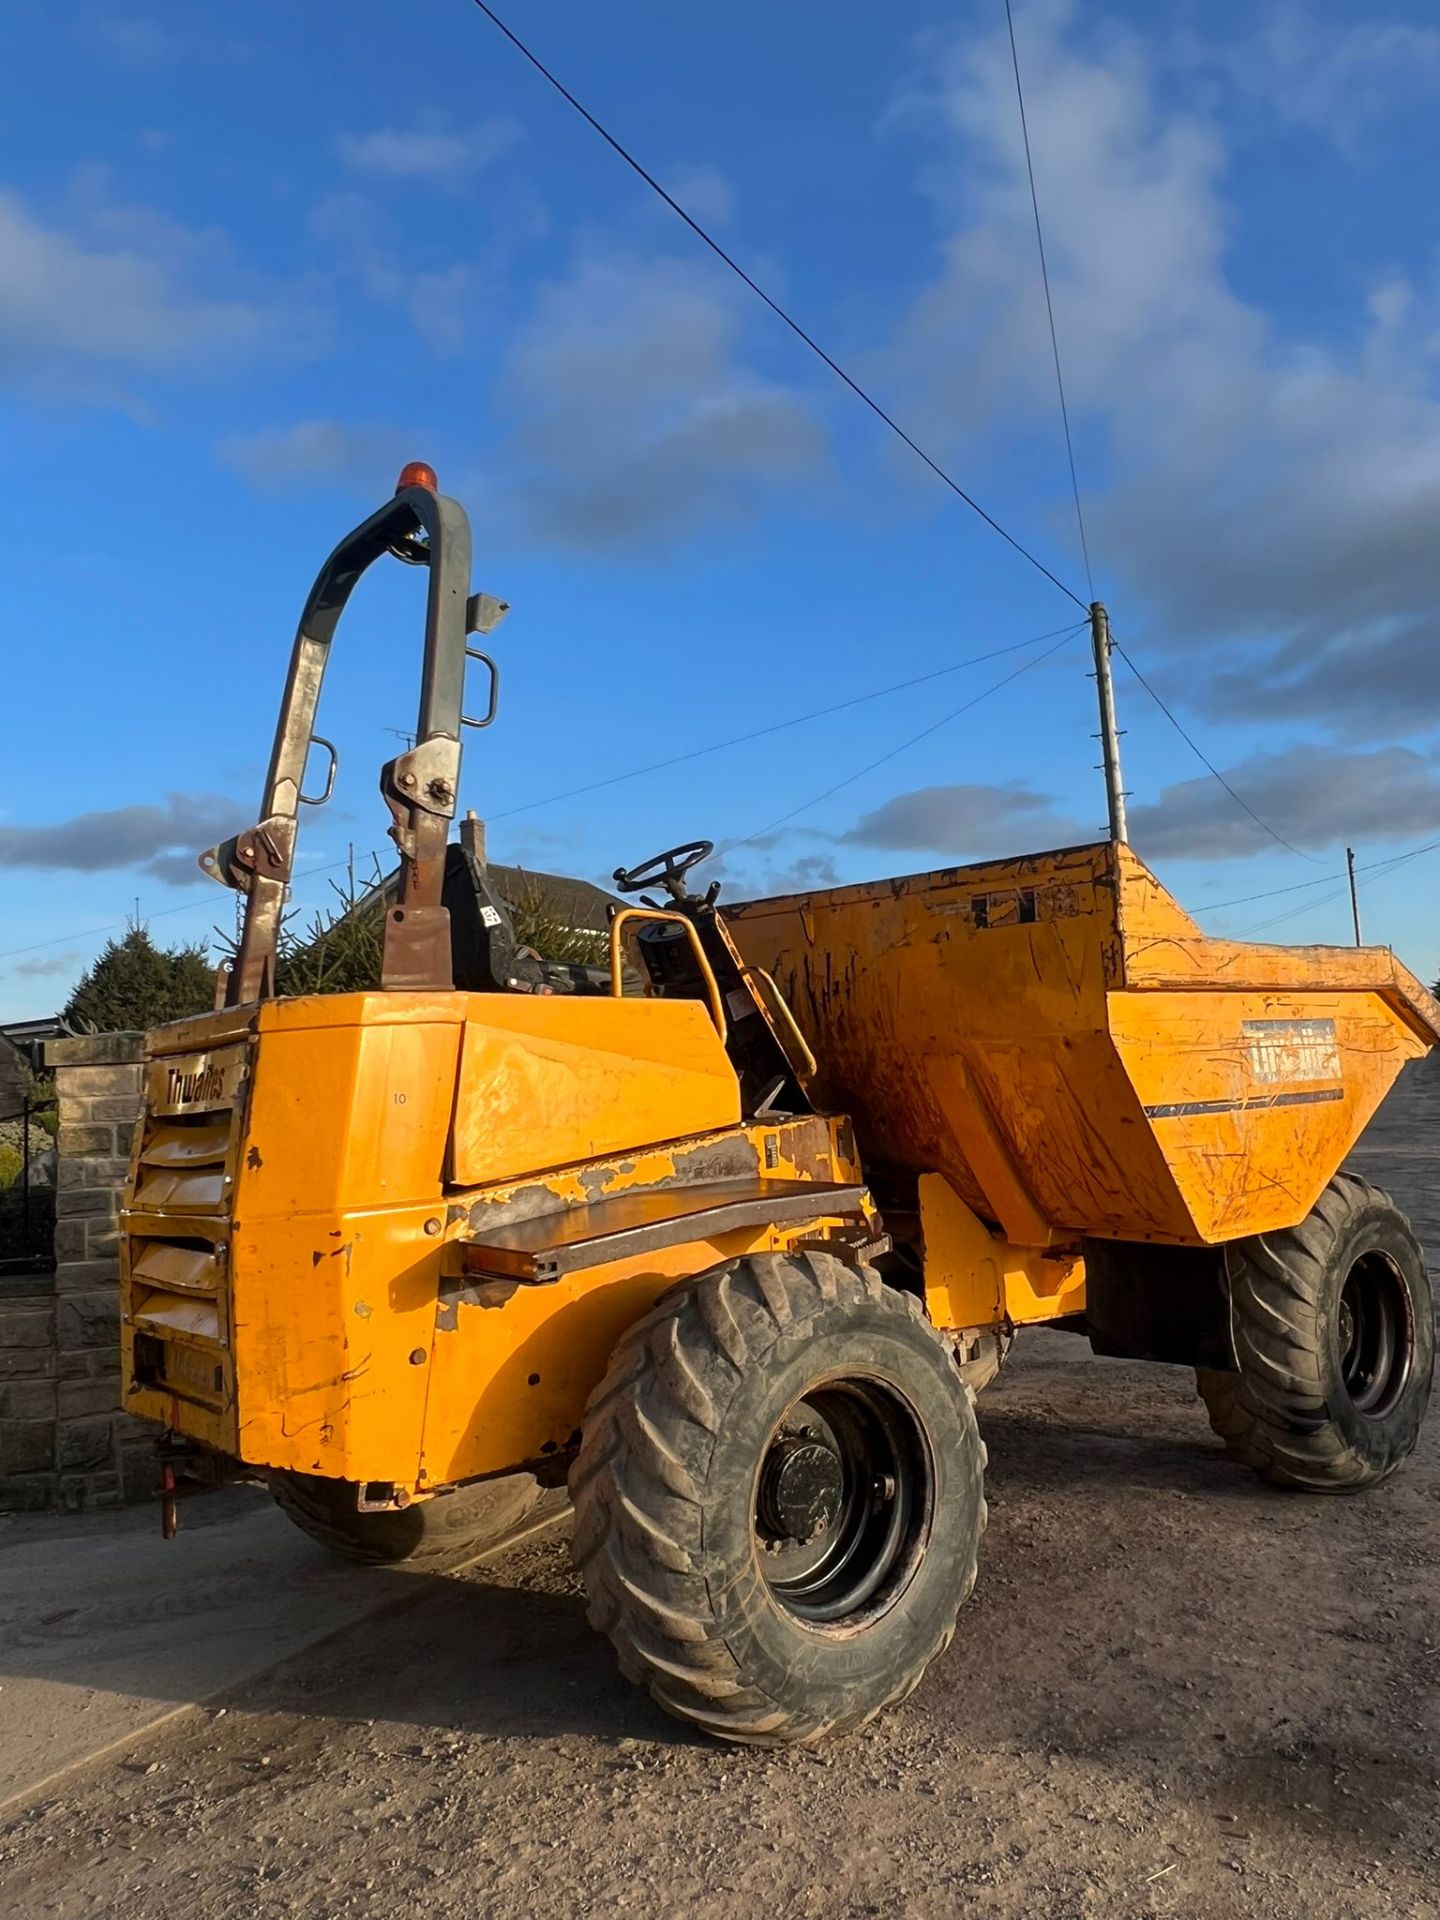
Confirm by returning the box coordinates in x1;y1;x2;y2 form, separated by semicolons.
459;810;487;865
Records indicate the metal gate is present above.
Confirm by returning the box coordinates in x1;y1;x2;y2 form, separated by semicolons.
0;1098;57;1273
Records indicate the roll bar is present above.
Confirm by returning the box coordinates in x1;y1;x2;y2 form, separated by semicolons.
203;479;505;1005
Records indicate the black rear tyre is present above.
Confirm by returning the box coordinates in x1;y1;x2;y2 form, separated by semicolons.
1197;1171;1433;1491
570;1250;985;1746
268;1469;542;1566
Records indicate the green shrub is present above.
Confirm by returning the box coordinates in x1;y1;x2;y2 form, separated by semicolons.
64;924;214;1033
271;859;608;995
507;873;608;967
276;867;387;997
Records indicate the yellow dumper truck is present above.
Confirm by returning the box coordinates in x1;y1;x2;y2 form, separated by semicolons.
120;470;1437;1745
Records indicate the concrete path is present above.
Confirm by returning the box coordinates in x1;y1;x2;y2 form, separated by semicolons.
0;1485;561;1813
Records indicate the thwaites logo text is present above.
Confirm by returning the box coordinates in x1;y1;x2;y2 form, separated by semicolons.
165;1061;226;1107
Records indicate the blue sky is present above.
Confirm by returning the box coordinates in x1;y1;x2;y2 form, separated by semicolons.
4;0;1440;1018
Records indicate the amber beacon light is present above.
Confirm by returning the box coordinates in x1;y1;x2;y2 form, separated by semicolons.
395;459;438;492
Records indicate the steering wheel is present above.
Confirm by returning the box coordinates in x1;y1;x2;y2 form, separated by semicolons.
613;839;715;900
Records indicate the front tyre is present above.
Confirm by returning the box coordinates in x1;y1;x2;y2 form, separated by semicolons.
1197;1171;1433;1491
570;1250;985;1746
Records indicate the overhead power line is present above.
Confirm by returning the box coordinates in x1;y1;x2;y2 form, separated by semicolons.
467;0;1089;614
1108;639;1319;863
1182;834;1440;936
0;892;224;963
469;0;1325;865
490;624;1083;823
730;622;1087;850
1192;835;1440;917
1192;869;1347;915
1363;835;1440;884
1238;884;1354;939
997;8;1311;868
1004;0;1093;600
0;852;369;966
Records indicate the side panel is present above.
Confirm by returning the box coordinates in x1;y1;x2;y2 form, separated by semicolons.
450;998;741;1188
947;1037;1192;1244
1109;988;1422;1242
729;852;1197;1244
230;1201;442;1483
242;1015;463;1216
226;1014;463;1480
421;1228;773;1482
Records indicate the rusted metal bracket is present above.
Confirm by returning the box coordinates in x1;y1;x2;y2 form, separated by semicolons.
457;1177;870;1286
201;816;298;1006
378;735;462;992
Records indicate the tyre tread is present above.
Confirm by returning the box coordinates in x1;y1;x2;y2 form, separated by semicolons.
570;1250;980;1746
1196;1173;1430;1491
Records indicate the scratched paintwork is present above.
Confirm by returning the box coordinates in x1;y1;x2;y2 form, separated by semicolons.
118;839;1440;1502
449;994;740;1188
727;839;1440;1249
120;994;872;1490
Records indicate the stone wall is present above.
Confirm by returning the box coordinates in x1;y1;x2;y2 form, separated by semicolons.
0;1033;154;1511
0;1273;57;1505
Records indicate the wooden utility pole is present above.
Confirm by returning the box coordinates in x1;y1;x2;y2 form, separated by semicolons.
1089;602;1128;844
1346;846;1362;946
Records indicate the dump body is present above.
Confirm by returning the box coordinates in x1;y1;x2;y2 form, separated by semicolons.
728;841;1440;1249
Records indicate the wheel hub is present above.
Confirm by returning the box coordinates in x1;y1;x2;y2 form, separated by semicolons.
1338;1252;1413;1418
753;1383;932;1626
1338;1296;1356;1361
758;1434;844;1545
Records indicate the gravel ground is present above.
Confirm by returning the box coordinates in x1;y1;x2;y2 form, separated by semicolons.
3;1061;1437;1920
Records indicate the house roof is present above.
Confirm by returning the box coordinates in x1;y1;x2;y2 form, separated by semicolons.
0;1017;68;1071
486;863;621;933
366;858;621;933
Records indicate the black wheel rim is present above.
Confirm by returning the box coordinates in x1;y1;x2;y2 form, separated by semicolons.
754;1379;931;1626
1337;1251;1414;1418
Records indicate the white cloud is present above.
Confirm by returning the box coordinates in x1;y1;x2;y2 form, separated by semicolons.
837;780;1084;855
336;120;520;184
12;952;80;980
1129;743;1440;860
488;252;828;550
80;12;178;70
0;175;321;399
0;794;246;885
887;3;1440;739
218;419;417;490
0;186;266;377
308;191;490;357
665;164;735;229
1215;6;1440;138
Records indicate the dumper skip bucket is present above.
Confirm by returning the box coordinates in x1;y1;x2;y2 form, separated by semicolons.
727;841;1440;1250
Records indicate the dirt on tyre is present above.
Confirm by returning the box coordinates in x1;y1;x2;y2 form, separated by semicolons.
268;1469;543;1566
1197;1170;1434;1491
569;1249;985;1747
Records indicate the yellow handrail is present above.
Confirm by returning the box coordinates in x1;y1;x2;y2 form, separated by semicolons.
609;909;727;1041
741;966;818;1083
